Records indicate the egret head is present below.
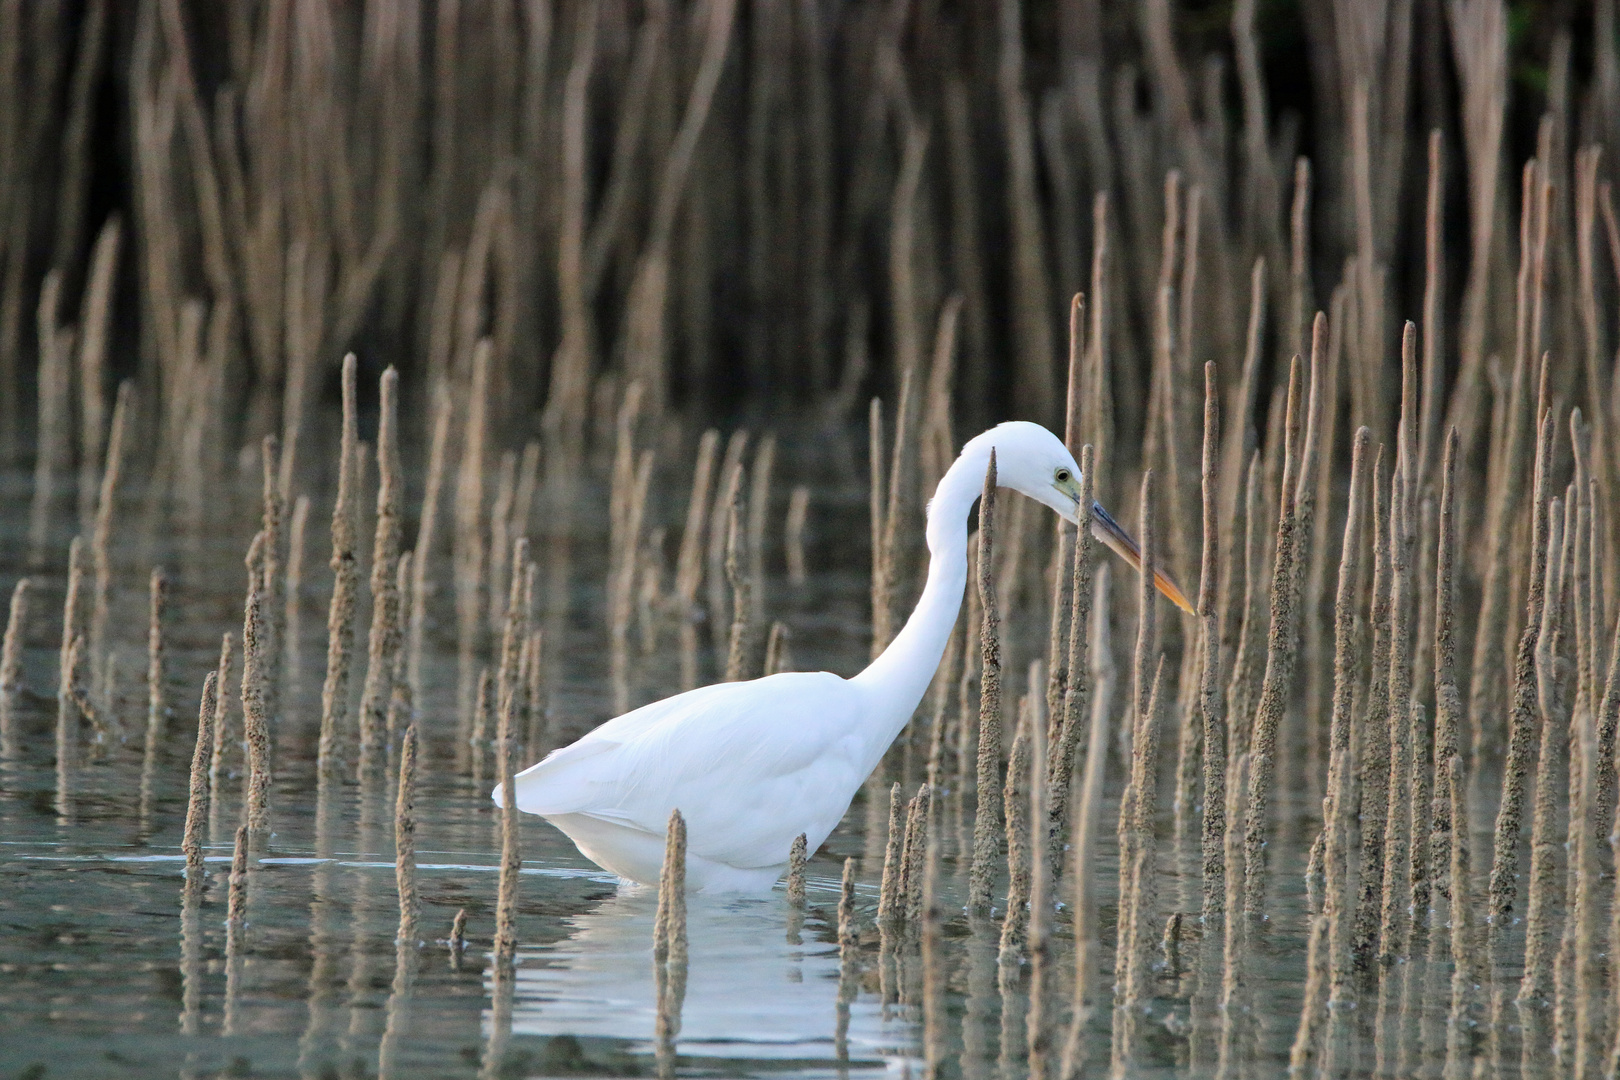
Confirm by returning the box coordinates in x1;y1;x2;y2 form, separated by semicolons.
963;421;1085;521
958;420;1196;614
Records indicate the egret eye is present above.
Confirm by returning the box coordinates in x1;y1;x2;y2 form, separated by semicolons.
1055;468;1072;483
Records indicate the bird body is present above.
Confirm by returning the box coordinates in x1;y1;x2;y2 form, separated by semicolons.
512;672;870;891
497;421;1190;891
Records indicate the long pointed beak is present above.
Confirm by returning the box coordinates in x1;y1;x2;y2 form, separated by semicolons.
1088;500;1196;616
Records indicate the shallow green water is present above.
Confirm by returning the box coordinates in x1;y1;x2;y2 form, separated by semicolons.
0;748;915;1079
0;458;1372;1080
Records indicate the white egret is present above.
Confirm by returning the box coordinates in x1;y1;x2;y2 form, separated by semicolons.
494;421;1192;892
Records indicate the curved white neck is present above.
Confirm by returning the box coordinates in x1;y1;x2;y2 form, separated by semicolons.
850;445;992;742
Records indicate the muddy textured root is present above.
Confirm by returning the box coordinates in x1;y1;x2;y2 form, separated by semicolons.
900;783;931;941
449;909;467;955
723;482;751;682
1059;571;1114;1078
359;367;403;782
1196;364;1227;923
1488;408;1556;933
207;631;234;815
181;671;218;882
257;436;285;726
969;451;1003;913
879;782;904;930
0;577;24;754
389;552;416;747
1432;430;1463;899
284;494;310;694
1242;357;1303;919
787;833;807;907
55;538;89;795
1047;444;1096;880
240;533;272;845
0;577;27;695
1113;656;1166;1077
1117;468;1159;997
654;808;689;1053
319;355;360;783
1520;491;1571;1004
409;382;452;709
999;706;1033;962
471;667;494;785
494;717;522;962
786;486;810;584
88;382;130;711
1354;446;1393;970
395;724;419;944
142;568;168;760
1379;466;1415;970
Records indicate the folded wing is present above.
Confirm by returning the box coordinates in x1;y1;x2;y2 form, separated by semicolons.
505;671;868;869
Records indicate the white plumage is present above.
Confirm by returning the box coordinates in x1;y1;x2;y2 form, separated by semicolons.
495;421;1190;892
507;672;867;891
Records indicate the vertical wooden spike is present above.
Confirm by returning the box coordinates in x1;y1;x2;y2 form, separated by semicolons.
259;435;284;725
1488;407;1557;930
654;807;689;1060
138;566;169;825
1060;554;1114;1078
1117;470;1159;993
494;680;522;962
1026;683;1053;1080
241;532;271;845
922;823;947;1080
1355;444;1393;969
724;479;751;683
388;552;416;749
879;781;904;930
395;724;419;944
785;486;810;585
902;783;932;940
359;367;403;781
449;908;467;956
74;216;120;531
786;833;807;907
284;493;310;697
870;398;889;657
182;671;218;883
319;355;360;784
0;577;27;696
454;340;491;760
1196;366;1227;922
0;576;27;756
969;451;1003;913
1431;430;1462;895
1380;454;1416;970
1046;445;1096;878
409;381;452;709
207;631;234;835
676;430;721;690
88;381;129;712
1520;493;1570;1003
522;626;545;762
1242;356;1304;919
999;701;1033;961
709;433;749;658
471;666;494;785
54;537;86;819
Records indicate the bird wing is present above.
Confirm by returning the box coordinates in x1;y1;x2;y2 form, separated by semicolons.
509;671;870;869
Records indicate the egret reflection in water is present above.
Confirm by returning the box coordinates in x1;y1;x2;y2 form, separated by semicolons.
497;882;914;1070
